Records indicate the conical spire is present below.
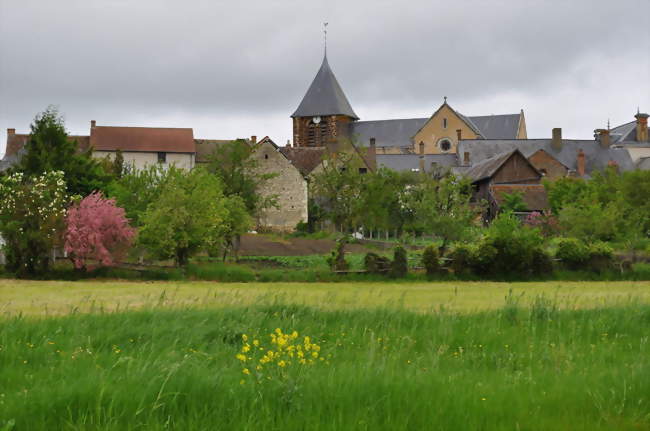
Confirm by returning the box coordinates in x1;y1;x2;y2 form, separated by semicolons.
291;54;358;120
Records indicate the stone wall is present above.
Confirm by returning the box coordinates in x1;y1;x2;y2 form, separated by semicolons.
253;141;308;231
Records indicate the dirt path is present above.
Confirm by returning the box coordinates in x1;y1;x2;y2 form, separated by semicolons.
239;234;394;256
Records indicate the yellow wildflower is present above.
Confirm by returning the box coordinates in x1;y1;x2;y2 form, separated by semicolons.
278;360;286;367
242;368;250;375
253;340;259;347
241;345;250;353
242;334;248;342
236;353;247;362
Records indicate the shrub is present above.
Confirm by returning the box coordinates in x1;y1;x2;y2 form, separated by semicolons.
326;238;349;271
555;237;590;269
364;252;391;274
449;243;476;275
588;241;614;273
421;246;440;276
390;246;408;278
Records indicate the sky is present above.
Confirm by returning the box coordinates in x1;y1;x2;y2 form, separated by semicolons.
1;0;649;156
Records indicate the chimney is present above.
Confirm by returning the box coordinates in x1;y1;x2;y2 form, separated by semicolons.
463;151;470;165
287;139;291;147
635;112;649;142
250;135;257;144
456;129;462;142
7;128;15;136
551;128;562;151
577;149;586;177
90;120;96;128
594;129;610;148
368;137;377;171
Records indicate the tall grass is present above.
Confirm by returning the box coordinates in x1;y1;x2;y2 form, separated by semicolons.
1;299;649;430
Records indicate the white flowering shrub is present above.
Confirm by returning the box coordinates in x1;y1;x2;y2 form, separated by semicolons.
0;171;68;275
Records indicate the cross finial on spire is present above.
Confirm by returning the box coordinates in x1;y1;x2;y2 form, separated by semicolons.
444;96;447;103
323;22;328;57
607;118;610;130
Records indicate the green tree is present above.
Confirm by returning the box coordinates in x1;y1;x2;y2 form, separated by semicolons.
0;171;68;276
13;107;110;196
310;144;367;232
205;140;277;219
138;168;229;266
405;175;476;252
219;196;252;261
107;164;174;227
500;191;527;213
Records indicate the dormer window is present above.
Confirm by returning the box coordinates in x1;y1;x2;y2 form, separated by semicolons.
443;118;448;129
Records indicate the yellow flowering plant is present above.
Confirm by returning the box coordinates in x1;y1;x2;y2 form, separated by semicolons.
236;328;327;383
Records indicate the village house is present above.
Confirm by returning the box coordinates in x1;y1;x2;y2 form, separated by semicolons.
2;125;308;232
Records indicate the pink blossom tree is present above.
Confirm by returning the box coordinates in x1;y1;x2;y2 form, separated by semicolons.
65;192;136;270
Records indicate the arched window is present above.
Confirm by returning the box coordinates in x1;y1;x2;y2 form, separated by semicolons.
438;138;452;152
443;118;448;129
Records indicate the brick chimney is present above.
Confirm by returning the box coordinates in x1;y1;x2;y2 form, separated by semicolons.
463;151;470;165
577;149;586;177
250;135;257;144
551;128;562;151
635;112;649;142
7;128;15;136
368;137;377;171
418;141;425;173
286;139;291;147
594;129;610;148
90;120;96;128
456;129;462;142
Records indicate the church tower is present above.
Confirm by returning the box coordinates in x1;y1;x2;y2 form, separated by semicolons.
291;53;358;147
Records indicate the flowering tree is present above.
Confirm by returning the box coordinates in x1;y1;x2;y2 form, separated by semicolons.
0;171;68;275
64;192;136;270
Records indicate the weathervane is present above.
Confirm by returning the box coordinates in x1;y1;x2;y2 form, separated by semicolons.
324;22;328;56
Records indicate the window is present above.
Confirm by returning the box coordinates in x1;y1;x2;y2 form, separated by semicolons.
358;167;368;174
157;152;166;163
264;154;269;159
443;118;448;129
438;139;452;152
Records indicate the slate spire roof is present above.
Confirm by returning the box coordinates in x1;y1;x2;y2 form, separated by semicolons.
291;54;358;120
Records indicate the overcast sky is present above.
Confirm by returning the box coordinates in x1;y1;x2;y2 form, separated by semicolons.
1;0;649;156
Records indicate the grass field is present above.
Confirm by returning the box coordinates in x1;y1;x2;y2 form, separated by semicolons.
1;280;650;429
2;279;650;317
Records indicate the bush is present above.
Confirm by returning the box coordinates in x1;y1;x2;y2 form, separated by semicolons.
449;213;552;278
449;243;476;275
327;238;349;271
390;246;408;278
364;252;391;274
588;241;614;273
421;246;440;276
555;237;590;269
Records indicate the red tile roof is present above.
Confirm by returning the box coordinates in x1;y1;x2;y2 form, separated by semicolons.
5;133;90;157
90;126;194;153
278;147;326;175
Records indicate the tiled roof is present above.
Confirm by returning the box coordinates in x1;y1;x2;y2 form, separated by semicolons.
194;139;233;163
490;184;549;211
462;150;520;182
351;112;522;149
376;153;457;173
457;139;635;176
279;147;326;176
90;126;195;153
291;54;358;120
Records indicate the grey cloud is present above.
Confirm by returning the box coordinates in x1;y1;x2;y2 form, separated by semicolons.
1;0;649;154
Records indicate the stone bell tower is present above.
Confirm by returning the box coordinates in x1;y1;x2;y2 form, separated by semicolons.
291;53;358;147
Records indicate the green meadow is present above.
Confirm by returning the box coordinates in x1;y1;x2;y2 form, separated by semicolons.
1;281;650;430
